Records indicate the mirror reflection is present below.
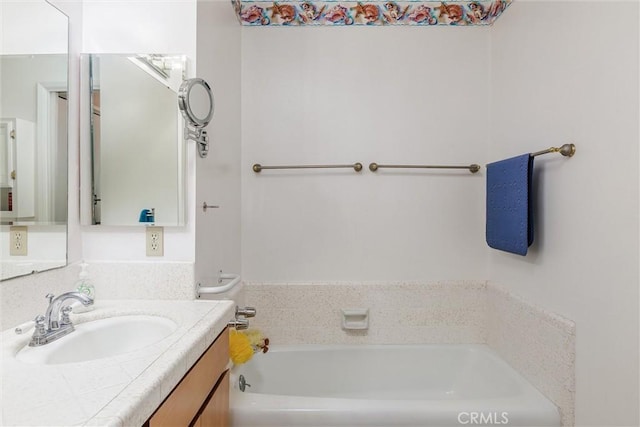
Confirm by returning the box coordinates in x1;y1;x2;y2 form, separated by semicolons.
192;88;210;121
83;54;186;226
0;1;68;280
188;84;213;123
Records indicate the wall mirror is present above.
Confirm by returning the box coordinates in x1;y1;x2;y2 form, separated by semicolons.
0;0;68;280
81;53;187;226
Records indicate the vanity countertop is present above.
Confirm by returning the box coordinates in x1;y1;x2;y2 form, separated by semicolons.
0;299;235;426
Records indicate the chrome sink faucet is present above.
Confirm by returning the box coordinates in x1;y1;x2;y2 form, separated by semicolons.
29;292;94;347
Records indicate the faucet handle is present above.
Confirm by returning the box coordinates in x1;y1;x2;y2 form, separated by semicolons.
236;306;256;318
33;315;46;336
28;316;47;347
45;293;55;304
228;319;249;330
61;306;73;326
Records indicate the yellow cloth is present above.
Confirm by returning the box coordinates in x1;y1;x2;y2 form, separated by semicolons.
229;330;253;365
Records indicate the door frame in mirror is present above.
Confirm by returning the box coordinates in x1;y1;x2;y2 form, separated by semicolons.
36;81;68;224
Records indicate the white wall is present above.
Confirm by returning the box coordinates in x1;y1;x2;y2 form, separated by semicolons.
194;0;242;287
0;1;67;55
79;0;198;261
489;2;639;425
241;27;491;282
81;0;197;60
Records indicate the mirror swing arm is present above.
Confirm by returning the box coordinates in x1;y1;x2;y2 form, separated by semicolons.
178;78;215;159
184;122;209;158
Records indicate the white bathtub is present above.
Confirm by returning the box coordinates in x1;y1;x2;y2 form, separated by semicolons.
230;344;561;427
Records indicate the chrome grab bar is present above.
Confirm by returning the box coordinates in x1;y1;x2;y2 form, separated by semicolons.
197;273;241;296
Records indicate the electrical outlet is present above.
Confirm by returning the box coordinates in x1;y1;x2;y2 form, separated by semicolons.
146;226;164;257
9;226;28;256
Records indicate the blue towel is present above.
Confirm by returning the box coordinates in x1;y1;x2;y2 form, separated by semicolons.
486;154;534;256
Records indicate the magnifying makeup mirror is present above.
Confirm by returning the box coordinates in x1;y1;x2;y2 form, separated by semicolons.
178;78;214;158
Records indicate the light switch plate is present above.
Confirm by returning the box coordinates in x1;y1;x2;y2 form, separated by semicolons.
9;226;28;256
146;226;164;257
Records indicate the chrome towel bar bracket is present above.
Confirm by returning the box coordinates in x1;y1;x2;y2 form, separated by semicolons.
531;143;576;158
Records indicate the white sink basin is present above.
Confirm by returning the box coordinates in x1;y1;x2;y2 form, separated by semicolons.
15;315;178;365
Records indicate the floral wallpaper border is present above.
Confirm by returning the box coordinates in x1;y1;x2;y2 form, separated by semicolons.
233;0;512;26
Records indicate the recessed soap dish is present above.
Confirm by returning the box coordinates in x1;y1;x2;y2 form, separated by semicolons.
341;308;369;330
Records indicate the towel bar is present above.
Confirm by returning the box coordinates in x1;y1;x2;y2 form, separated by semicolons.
368;163;481;173
253;163;363;173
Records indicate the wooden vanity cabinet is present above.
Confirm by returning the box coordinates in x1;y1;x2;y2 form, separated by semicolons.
192;371;230;427
146;328;229;427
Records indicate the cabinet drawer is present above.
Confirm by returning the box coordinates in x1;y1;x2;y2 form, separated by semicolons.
149;328;229;427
